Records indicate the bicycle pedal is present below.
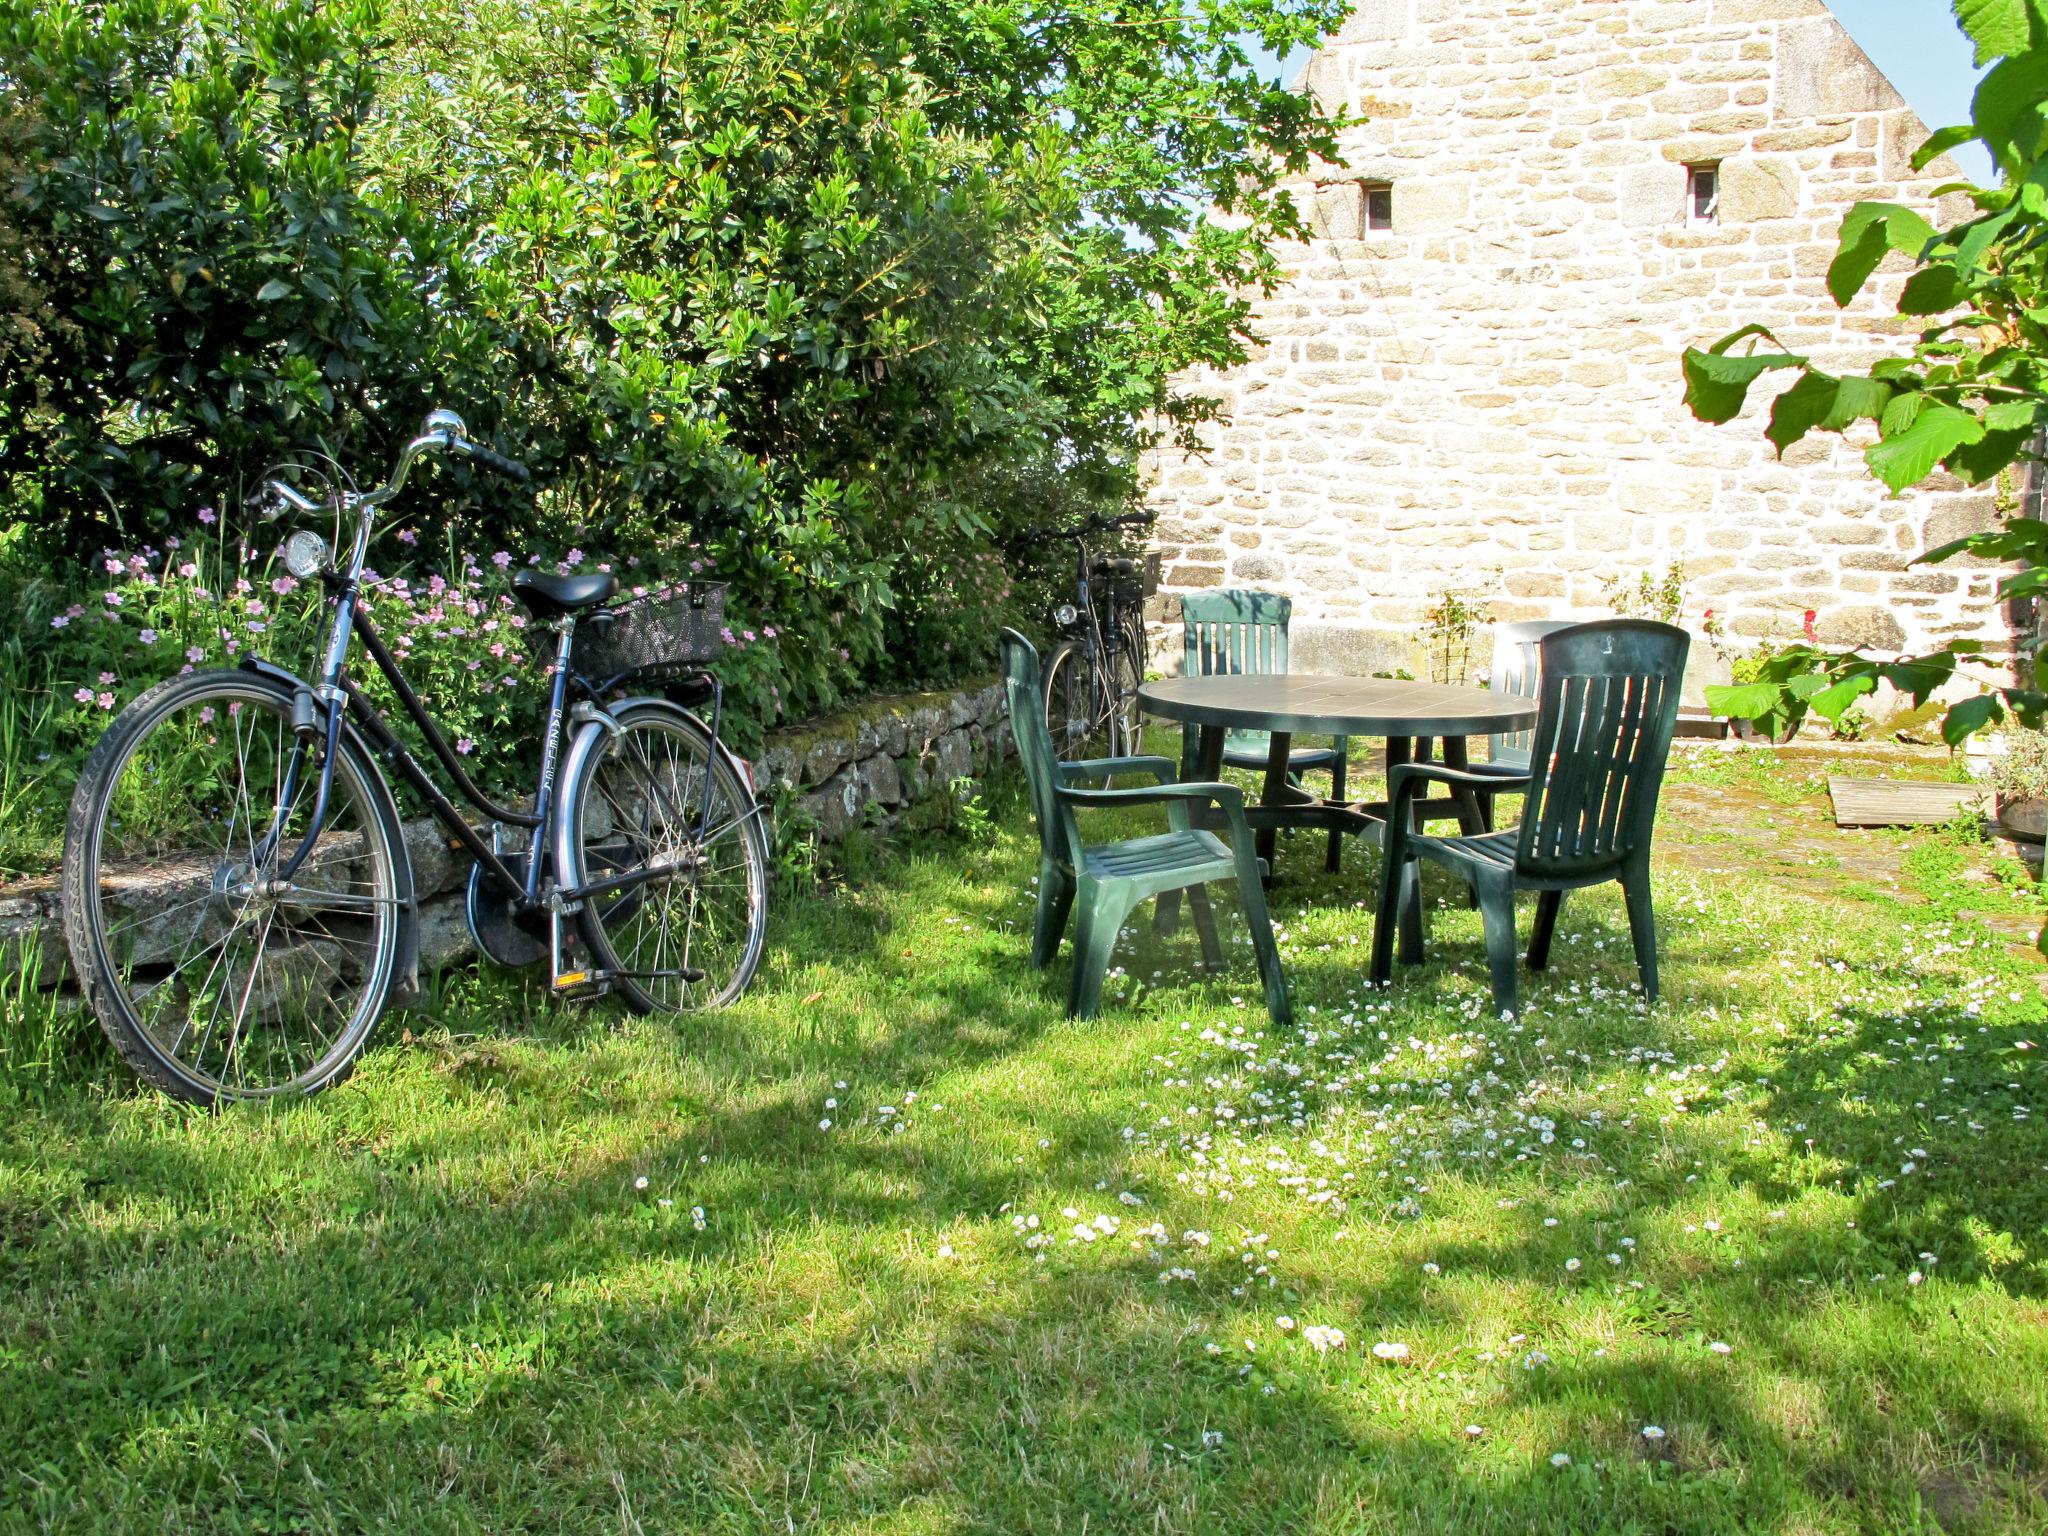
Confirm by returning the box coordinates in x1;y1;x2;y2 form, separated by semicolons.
550;968;613;1001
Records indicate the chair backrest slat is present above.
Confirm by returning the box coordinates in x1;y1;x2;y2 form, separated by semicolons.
1488;619;1573;770
1182;590;1293;680
1515;621;1688;878
1000;629;1084;870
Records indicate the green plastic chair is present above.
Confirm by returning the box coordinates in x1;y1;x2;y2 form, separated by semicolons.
1001;629;1290;1024
1180;590;1349;873
1368;620;1690;1016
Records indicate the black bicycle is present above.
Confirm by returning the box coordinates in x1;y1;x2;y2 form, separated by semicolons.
1036;511;1158;762
61;411;770;1105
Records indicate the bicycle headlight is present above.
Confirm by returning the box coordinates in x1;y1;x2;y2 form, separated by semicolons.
282;529;331;580
1054;603;1079;627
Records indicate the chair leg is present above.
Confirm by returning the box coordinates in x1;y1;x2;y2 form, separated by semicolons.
1527;889;1564;970
1067;886;1134;1019
1154;889;1181;937
1621;867;1659;1002
1032;862;1075;969
1324;746;1347;874
1475;875;1521;1017
1185;884;1223;970
1230;848;1291;1025
1370;838;1414;985
1396;858;1425;965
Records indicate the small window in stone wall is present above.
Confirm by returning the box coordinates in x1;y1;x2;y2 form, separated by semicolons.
1364;183;1394;231
1687;164;1719;225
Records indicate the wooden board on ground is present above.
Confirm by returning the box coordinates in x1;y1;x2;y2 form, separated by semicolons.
1828;775;1987;828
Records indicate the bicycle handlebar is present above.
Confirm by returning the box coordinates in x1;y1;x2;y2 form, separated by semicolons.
249;408;530;521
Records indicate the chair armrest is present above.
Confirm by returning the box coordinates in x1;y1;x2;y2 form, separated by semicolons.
1386;761;1531;825
1058;755;1178;785
1059;779;1253;841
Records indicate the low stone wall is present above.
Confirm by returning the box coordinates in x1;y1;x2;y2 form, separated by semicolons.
3;678;1014;989
751;677;1012;841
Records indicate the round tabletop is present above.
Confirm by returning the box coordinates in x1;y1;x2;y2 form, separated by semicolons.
1137;674;1538;738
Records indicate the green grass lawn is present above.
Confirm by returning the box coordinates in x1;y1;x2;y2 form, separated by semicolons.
3;747;2046;1533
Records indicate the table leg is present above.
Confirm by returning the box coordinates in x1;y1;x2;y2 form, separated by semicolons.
1257;731;1293;877
1158;724;1227;937
1442;737;1488;835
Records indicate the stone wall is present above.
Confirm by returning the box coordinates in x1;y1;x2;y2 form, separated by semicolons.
1144;0;2010;683
2;679;1014;989
751;678;1013;840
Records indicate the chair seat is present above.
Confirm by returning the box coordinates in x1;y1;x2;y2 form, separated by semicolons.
1467;757;1531;778
1221;730;1341;773
1414;828;1520;873
1083;828;1235;884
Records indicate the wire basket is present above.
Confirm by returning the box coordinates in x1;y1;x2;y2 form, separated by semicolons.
577;582;728;681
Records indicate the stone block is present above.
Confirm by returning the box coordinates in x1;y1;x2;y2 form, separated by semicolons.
1775;16;1902;120
1719;155;1800;222
1310;183;1363;241
1815;604;1906;650
1589;65;1669;102
1617;162;1684;227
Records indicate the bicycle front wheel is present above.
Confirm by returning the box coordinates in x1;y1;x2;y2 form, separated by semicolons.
1044;639;1118;761
565;703;768;1014
61;670;403;1104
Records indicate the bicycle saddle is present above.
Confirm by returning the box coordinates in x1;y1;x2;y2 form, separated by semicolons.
512;569;619;617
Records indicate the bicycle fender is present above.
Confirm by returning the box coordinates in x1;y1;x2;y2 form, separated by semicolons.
235;658;422;1005
550;697;768;866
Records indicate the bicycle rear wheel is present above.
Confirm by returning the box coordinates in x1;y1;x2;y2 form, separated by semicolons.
564;702;768;1013
61;671;403;1103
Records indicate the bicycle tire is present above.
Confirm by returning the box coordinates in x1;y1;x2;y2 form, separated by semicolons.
563;701;768;1014
1043;639;1118;763
62;670;403;1104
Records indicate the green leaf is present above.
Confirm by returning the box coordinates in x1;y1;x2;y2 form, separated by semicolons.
1971;51;2048;166
255;279;292;302
1866;400;1988;491
1897;265;1971;314
1824;375;1893;428
1940;692;2002;744
1764;370;1839;453
1830;203;1937;307
1826;217;1892;308
1705;682;1782;720
1808;674;1876;724
1681;344;1801;423
1952;0;2048;66
1911;121;1982;169
1945;424;2035;483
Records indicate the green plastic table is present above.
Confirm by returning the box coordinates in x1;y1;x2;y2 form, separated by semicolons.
1135;675;1540;870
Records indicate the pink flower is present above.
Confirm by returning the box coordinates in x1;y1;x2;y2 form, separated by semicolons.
271;576;297;595
721;627;737;645
73;687;93;704
98;671;116;685
564;548;584;567
491;551;512;569
177;562;197;579
1802;609;1817;642
103;556;123;574
166;536;181;551
456;738;474;756
97;692;115;710
397;528;418;545
197;507;216;525
742;629;756;643
198;706;215;724
104;591;122;607
186;646;204;663
138;628;156;645
50;614;68;629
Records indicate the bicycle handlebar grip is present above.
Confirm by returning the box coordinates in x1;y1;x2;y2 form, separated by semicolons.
464;443;532;483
